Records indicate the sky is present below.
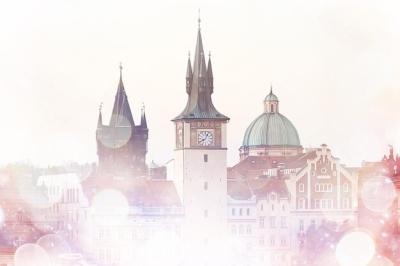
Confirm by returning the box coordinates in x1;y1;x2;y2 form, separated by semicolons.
0;0;399;167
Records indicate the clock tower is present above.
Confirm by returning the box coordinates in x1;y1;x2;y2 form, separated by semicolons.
172;19;229;247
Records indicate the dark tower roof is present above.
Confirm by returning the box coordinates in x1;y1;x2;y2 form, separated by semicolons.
109;64;135;127
173;21;229;121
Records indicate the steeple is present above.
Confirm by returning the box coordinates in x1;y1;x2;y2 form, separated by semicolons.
173;17;228;121
110;63;135;127
140;103;148;128
207;52;213;93
97;103;103;128
186;53;193;94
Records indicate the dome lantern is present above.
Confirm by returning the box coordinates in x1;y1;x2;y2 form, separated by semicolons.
264;86;279;113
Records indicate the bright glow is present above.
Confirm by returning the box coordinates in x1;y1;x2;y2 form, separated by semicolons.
368;255;394;266
335;231;375;266
98;114;132;149
90;189;130;226
361;176;396;213
0;206;4;227
14;243;51;266
36;234;71;263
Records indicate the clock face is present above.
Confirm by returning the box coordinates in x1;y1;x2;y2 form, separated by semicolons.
197;131;214;146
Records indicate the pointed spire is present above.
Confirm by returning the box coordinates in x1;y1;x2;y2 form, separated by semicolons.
173;15;229;121
140;103;147;128
97;103;103;128
186;52;193;94
110;63;135;127
207;52;213;93
269;84;273;95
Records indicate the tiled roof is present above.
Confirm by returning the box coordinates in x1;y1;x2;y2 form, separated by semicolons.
82;177;182;207
227;178;289;200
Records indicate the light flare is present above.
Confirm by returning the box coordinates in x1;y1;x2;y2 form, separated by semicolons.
335;230;375;266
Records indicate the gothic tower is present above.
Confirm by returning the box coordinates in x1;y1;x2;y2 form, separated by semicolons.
172;19;229;247
96;65;148;177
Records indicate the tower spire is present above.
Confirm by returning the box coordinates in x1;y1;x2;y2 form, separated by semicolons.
110;63;135;127
186;52;193;94
207;51;213;93
141;103;147;128
97;102;103;128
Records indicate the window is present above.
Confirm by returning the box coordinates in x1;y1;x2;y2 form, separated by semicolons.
246;225;252;234
315;183;333;192
239;225;244;235
246;208;250;216
270;216;276;228
203;154;208;162
270;193;276;200
299;183;304;192
260;204;264;211
281;236;287;246
204;182;208;191
299;219;304;231
298;198;305;209
270;236;275;247
314;199;320;209
232;208;235;216
231;225;236;235
282;204;285;211
271;204;274;211
204;210;208;218
280;217;287;228
343;183;349;193
239;208;243;216
343;198;350;209
321;167;327;174
259;217;265;228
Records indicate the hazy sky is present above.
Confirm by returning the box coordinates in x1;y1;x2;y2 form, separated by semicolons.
1;0;399;167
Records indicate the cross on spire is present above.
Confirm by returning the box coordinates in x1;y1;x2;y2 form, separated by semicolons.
198;9;201;29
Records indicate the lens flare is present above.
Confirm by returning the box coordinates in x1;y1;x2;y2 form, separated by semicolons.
97;114;132;149
335;231;375;266
36;233;71;262
368;255;394;266
90;189;130;226
14;243;51;266
361;176;396;213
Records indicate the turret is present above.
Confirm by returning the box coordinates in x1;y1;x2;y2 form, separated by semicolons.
186;54;193;94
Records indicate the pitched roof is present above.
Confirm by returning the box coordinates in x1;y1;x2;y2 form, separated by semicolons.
82;177;181;207
227;178;289;200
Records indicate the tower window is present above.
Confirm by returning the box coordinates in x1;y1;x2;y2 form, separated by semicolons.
204;154;208;162
204;210;208;218
204;182;208;191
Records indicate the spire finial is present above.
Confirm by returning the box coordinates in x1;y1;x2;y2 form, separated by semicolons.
208;51;211;58
99;102;103;113
141;102;145;112
270;83;273;94
119;62;123;76
198;9;201;29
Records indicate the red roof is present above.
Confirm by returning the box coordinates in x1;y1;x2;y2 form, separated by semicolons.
82;176;182;207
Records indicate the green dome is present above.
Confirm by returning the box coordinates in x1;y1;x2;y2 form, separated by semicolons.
242;112;301;147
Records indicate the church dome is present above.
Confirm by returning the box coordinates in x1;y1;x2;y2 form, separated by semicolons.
240;87;302;159
242;112;300;147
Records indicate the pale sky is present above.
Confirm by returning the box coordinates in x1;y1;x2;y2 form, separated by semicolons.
1;0;399;167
